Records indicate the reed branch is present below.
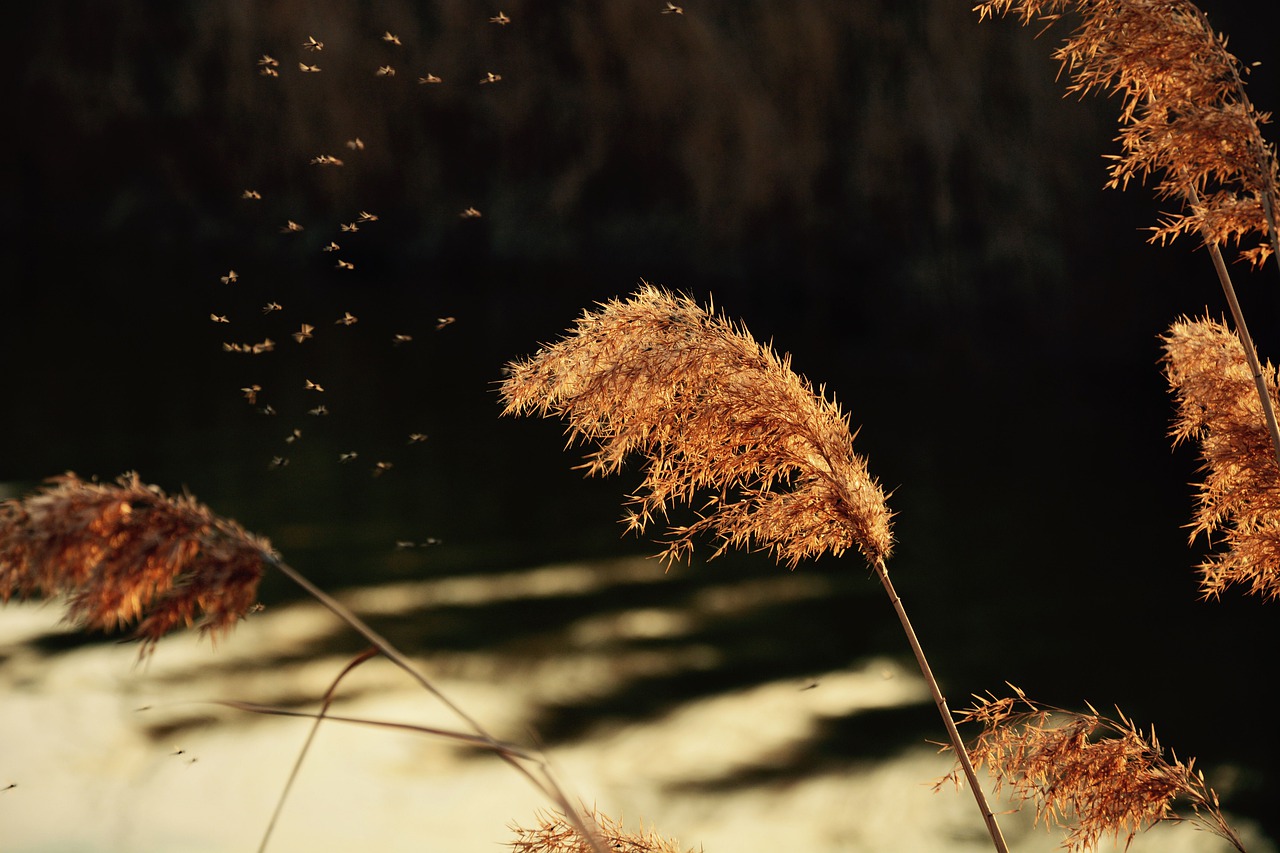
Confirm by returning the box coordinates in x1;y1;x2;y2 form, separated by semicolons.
259;557;609;853
0;474;608;853
501;285;1010;852
1191;185;1280;470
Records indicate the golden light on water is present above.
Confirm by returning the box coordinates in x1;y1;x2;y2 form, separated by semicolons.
1;558;1269;852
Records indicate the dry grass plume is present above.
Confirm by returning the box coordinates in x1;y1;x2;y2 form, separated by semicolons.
1162;317;1280;600
942;686;1246;852
501;285;1018;852
508;807;690;853
0;472;271;653
977;0;1280;269
499;284;892;567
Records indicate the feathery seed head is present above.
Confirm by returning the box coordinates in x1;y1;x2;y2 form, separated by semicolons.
0;473;272;654
1162;317;1280;599
943;688;1245;852
977;0;1280;268
508;807;688;853
500;285;892;566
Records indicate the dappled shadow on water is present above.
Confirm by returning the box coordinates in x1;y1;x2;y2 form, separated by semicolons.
4;553;922;767
663;701;942;794
4;556;1277;853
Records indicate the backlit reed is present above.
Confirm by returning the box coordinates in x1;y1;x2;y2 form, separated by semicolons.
500;283;892;567
0;472;270;653
943;686;1246;852
1163;317;1280;600
501;285;1011;852
976;0;1279;269
508;807;688;853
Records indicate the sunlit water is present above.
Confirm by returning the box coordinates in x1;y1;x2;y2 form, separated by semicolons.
2;558;1271;853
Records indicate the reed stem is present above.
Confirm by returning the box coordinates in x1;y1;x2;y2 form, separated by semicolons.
257;648;381;853
265;557;608;853
267;557;490;735
873;557;1010;853
1192;186;1280;471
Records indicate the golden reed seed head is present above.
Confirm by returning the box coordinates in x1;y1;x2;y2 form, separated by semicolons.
500;284;892;566
508;807;687;853
977;0;1280;268
1162;317;1280;600
942;687;1245;852
0;472;273;654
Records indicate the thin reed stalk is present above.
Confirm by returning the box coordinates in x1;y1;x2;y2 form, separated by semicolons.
1192;188;1280;469
255;648;382;853
501;285;1009;852
215;702;541;758
0;473;608;853
266;556;609;853
872;558;1008;850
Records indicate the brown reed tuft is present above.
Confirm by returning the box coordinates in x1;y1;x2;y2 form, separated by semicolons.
503;287;1018;850
499;284;892;567
0;472;272;652
1162;317;1280;600
942;686;1246;852
977;0;1280;268
508;807;689;853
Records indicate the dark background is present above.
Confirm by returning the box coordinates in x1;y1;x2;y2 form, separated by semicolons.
4;0;1278;845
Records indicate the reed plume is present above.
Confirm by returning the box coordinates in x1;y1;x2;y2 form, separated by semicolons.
1162;317;1280;600
980;0;1280;558
1;473;611;852
502;285;1012;852
500;284;892;566
942;686;1246;852
976;0;1280;269
0;472;270;652
508;807;688;853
